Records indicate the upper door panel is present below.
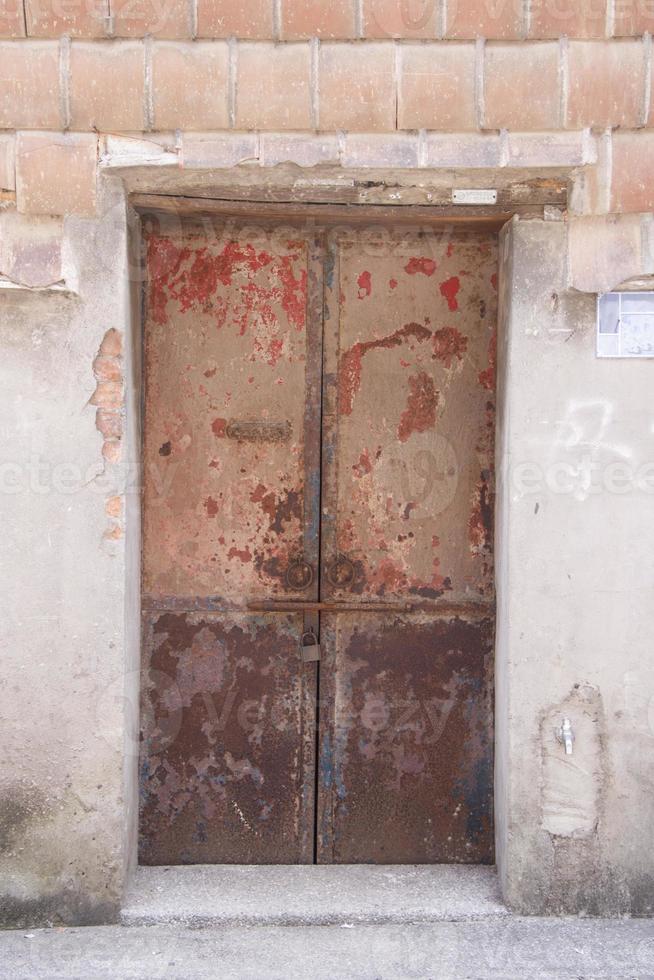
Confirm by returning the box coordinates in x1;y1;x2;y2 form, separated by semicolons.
142;217;323;602
322;230;498;602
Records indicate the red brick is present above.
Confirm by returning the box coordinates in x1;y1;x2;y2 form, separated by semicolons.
483;42;560;130
16;132;97;216
91;380;123;408
319;42;395;131
100;328;123;356
152;42;229;130
0;0;26;36
529;0;607;38
96;409;123;438
93;355;121;381
613;0;654;35
102;440;122;464
25;0;108;37
281;0;354;38
567;40;644;129
362;0;437;38
399;43;477;130
611;132;654;213
69;41;145;131
196;0;272;38
236;42;312;130
0;41;60;128
112;0;190;38
445;0;523;39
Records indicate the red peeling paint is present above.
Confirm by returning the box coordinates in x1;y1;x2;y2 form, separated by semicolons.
389;278;398;290
491;272;498;291
405;257;437;277
353;450;373;477
204;496;219;517
227;546;252;562
339;322;432;416
432;327;468;367
267;337;284;367
440;276;460;311
397;372;439;443
357;271;372;299
212;417;227;437
446;242;454;257
204;367;217;378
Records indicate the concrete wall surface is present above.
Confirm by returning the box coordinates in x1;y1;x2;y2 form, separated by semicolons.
496;217;654;915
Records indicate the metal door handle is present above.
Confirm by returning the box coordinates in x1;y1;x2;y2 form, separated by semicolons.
285;558;314;591
326;554;356;589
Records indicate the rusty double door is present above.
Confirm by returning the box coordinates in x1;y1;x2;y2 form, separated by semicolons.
139;214;497;866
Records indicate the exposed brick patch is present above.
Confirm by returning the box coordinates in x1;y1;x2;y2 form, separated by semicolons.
319;42;395;131
235;42;312;130
112;0;190;38
484;42;560;130
362;0;438;38
281;0;355;38
611;131;654;213
399;42;476;130
566;40;645;129
16;132;97;216
0;41;60;129
25;0;108;37
529;0;607;39
196;0;273;38
152;42;229;130
91;329;124;469
69;41;145;131
445;0;523;39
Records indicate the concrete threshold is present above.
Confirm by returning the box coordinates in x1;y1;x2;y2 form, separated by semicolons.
121;864;509;928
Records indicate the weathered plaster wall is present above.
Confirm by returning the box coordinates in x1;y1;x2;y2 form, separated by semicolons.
496;217;654;915
0;179;135;926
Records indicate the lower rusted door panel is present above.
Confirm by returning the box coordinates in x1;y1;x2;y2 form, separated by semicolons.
317;613;494;864
140;612;315;865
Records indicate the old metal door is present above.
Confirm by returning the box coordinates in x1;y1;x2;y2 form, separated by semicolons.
316;230;497;863
139;215;323;864
140;215;497;865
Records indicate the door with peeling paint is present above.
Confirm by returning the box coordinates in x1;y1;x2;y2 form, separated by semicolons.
139;214;497;865
316;230;496;863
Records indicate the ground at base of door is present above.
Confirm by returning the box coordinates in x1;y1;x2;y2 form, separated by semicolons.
2;917;653;979
121;865;508;927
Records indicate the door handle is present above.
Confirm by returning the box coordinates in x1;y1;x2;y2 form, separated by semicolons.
285;558;314;591
325;554;356;589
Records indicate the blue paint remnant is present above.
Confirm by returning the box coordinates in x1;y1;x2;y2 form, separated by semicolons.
324;246;336;290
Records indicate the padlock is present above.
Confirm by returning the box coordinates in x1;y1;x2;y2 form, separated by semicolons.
301;628;321;663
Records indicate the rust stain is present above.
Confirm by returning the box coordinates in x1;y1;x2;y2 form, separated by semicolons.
397;372;439;443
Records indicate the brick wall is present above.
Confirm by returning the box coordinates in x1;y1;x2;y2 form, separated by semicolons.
0;0;654;216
